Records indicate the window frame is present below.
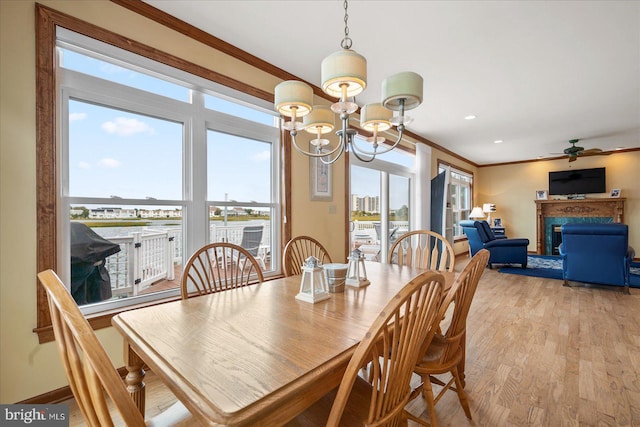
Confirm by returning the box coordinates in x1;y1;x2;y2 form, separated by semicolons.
35;5;284;343
350;141;416;262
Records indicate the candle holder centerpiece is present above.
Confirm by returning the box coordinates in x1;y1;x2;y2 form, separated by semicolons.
295;256;331;303
346;249;370;288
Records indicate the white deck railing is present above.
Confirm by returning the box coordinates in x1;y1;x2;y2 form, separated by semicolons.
104;222;270;297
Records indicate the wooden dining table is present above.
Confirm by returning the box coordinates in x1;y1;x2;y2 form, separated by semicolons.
112;261;455;426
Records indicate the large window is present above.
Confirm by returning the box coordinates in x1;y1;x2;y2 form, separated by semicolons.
350;142;414;262
56;29;280;315
439;163;473;238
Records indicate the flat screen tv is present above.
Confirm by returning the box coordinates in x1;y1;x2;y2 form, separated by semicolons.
548;167;606;195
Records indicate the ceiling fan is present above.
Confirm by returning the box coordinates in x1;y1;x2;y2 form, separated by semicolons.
556;139;610;162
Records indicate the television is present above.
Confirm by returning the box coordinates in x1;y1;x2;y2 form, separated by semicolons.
548;167;606;195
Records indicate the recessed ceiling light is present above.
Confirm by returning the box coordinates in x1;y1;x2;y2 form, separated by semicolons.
493;140;503;144
464;115;476;120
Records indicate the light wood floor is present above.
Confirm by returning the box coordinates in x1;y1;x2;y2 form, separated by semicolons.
66;259;640;426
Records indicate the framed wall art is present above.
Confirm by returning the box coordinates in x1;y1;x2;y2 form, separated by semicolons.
310;149;332;201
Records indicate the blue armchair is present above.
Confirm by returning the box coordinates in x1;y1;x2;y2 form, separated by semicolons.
460;220;529;268
559;223;635;293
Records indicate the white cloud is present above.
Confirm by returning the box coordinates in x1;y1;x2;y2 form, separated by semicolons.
252;150;271;162
77;161;91;170
69;112;87;122
97;158;122;168
101;117;155;136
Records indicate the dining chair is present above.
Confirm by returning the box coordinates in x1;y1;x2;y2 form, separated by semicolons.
282;235;332;276
37;269;194;427
410;248;490;427
388;230;456;272
180;242;264;299
285;270;445;426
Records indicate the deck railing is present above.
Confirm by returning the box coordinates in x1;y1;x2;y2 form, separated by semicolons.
104;222;270;297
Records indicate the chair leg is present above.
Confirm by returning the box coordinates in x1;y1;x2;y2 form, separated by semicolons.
451;366;472;419
422;377;439;427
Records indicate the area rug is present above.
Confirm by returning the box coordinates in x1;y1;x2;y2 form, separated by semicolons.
498;255;640;287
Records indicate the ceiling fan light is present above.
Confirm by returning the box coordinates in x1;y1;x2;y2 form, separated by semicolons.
275;81;313;117
321;49;367;99
382;71;423;111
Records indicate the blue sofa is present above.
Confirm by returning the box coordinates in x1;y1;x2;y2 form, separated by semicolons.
559;223;635;293
460;220;529;268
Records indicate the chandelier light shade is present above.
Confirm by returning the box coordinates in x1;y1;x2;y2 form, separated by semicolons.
274;0;423;164
274;80;313;118
360;103;392;132
382;71;424;111
304;105;335;134
321;49;367;98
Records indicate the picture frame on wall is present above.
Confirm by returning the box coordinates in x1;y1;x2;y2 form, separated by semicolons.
310;148;332;201
536;190;548;200
609;188;621;198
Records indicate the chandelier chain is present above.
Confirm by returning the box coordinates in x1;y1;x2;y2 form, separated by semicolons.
340;0;352;50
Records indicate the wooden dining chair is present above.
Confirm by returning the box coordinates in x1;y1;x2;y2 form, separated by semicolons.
180;242;264;299
285;270;445;426
37;269;194;427
410;248;490;427
388;230;456;272
282;235;332;276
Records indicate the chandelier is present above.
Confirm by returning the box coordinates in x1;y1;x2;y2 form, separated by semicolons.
274;0;423;164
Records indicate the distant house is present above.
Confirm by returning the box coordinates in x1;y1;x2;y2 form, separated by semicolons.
138;208;182;218
89;207;136;219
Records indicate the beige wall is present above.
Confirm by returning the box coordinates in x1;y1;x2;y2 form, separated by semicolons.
475;151;640;252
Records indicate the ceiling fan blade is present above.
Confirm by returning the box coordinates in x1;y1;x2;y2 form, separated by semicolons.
579;148;603;155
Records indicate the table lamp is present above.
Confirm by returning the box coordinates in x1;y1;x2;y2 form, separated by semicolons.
469;206;485;220
483;203;496;225
295;256;331;303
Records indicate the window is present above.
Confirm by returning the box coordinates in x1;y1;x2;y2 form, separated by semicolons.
350;141;414;262
439;163;473;238
57;29;280;314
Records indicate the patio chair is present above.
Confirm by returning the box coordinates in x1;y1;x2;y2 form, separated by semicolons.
181;242;264;299
37;269;194;427
285;271;445;426
283;236;332;276
409;249;489;427
388;230;455;272
239;225;266;269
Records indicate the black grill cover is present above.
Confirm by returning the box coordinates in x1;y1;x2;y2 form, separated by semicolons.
70;222;121;305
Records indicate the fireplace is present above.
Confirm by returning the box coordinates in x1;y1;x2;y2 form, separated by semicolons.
535;198;625;255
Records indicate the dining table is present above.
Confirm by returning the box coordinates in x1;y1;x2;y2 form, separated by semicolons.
111;261;455;426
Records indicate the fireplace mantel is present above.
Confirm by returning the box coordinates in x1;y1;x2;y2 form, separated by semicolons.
535;198;625;254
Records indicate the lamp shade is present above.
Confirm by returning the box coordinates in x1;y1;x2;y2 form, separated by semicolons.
483;203;496;213
321;49;367;99
304;105;335;134
275;80;313;118
360;103;392;132
469;206;485;219
382;71;423;111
